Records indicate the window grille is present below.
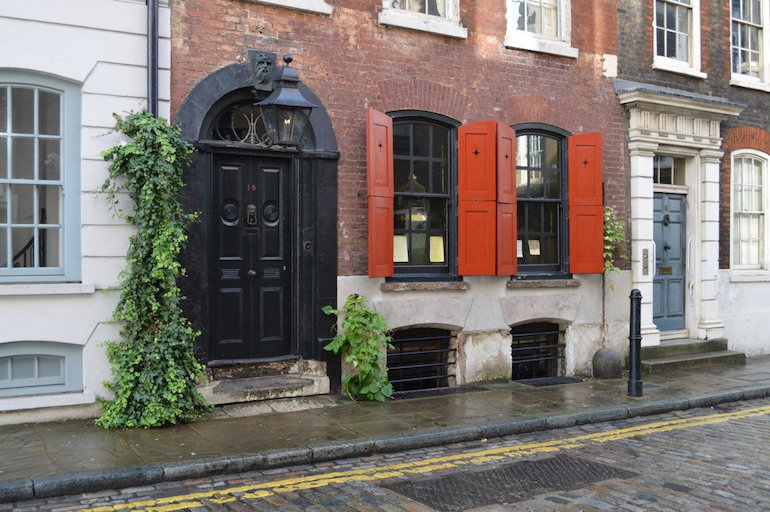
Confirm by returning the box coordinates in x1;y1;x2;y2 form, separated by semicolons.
387;328;455;391
511;322;564;380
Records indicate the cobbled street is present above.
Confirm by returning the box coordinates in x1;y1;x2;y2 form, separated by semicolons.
5;398;770;512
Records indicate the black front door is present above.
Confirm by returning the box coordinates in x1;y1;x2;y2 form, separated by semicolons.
211;154;292;360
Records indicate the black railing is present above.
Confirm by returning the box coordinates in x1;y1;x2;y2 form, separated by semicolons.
5;209;46;268
511;323;564;380
387;328;455;392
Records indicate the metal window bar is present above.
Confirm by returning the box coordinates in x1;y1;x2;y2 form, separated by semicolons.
387;329;454;391
511;324;564;380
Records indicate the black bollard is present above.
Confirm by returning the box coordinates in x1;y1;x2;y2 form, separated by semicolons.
628;288;643;397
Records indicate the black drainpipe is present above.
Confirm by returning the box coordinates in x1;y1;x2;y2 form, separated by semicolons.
147;0;159;116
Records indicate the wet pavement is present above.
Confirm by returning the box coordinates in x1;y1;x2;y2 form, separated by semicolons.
2;356;770;503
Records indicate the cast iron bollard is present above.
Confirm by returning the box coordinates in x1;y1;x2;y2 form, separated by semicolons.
628;288;643;397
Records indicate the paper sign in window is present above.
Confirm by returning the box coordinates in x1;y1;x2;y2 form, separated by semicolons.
517;239;523;258
528;239;541;256
394;235;409;262
429;236;445;263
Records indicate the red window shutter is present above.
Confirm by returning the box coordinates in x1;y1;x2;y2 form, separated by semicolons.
458;200;496;275
458;121;497;275
568;132;604;274
496;202;517;276
458;121;497;202
366;108;394;278
496;122;516;204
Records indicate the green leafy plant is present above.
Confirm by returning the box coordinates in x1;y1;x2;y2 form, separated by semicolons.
96;111;209;429
603;206;629;272
322;294;394;402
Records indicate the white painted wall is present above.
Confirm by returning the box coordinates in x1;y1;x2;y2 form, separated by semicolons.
0;0;170;413
719;271;770;356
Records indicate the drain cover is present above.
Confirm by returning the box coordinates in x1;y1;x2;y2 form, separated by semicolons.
383;454;635;511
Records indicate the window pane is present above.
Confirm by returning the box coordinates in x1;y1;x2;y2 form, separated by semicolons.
541;235;558;264
39;185;60;224
516;137;528;166
0;227;6;268
0;358;7;380
0;137;6;178
751;0;761;23
394;159;411;192
0;184;7;224
513;0;525;30
413;123;429;157
39;139;60;181
516;168;528;196
656;1;665;28
11;356;36;379
529;170;544;198
543;202;559;232
11;137;34;179
0;87;6;133
40;228;60;267
429;0;445;17
544;137;559;167
432;161;448;194
666;3;676;30
412;160;429;192
410;232;428;265
676;33;689;60
394;124;409;155
529;204;542;231
12;184;35;224
11;227;34;267
526;3;538;33
544;170;560;199
11;88;34;134
657;27;666;57
38;356;62;378
38;91;60;136
394;199;408;230
429;198;446;231
432;125;448;158
542;5;558;38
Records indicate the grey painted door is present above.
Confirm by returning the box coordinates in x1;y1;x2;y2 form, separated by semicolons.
211;155;292;361
653;193;686;332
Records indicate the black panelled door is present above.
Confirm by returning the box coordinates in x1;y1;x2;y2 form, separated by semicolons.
212;155;292;360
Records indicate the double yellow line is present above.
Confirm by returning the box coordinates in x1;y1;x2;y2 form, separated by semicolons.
84;403;770;511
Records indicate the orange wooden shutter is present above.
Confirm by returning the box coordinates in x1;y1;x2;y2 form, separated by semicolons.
458;122;497;275
496;122;517;275
367;108;394;278
568;132;603;274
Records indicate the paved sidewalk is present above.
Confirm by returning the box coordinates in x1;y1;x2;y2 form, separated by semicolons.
2;356;770;503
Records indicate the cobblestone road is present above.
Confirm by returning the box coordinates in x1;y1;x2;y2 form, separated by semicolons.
4;398;770;511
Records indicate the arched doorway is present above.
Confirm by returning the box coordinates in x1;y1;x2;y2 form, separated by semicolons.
174;53;339;377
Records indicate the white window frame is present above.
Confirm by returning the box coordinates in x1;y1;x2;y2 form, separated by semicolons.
378;0;468;39
504;0;578;58
731;150;769;273
730;0;770;92
0;71;81;283
652;0;706;78
251;0;332;15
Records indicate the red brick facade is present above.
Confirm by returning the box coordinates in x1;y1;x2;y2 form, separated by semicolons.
171;0;627;276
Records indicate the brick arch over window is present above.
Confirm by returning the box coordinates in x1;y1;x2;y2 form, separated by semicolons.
505;94;586;131
373;79;470;121
720;126;770;268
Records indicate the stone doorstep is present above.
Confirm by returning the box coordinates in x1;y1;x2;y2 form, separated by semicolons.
198;374;331;406
641;338;728;360
641;350;747;375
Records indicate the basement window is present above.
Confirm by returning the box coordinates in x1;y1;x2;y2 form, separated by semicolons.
511;322;564;380
0;341;83;397
387;327;455;391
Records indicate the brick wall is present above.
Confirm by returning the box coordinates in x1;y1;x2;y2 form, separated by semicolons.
171;0;627;276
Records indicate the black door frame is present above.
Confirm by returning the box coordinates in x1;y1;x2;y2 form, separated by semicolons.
173;54;340;386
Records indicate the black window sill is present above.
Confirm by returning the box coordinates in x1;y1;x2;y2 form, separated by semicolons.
381;281;470;292
507;279;580;289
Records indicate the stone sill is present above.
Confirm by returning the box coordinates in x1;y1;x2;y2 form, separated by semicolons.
381;281;470;292
507;279;580;289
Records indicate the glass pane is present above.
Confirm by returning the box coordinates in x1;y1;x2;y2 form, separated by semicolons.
432;161;447;194
40;228;60;267
428;0;445;17
429;198;446;231
432;125;448;158
11;137;35;179
394;198;408;230
11;356;35;379
409;201;428;229
394;159;411;192
751;0;761;23
529;204;542;231
412;160;429;193
657;27;666;57
38;356;62;378
410;232;428;265
0;184;7;223
38;91;60;136
11;227;34;267
666;3;676;30
543;202;559;232
544;137;559;168
39;185;60;224
429;235;445;263
516;168;528;196
656;1;665;28
529;135;544;167
732;0;741;18
516;136;528;166
677;34;689;62
413;123;429;157
513;0;525;30
0;227;6;267
0;87;6;133
393;124;410;155
12;184;35;224
11;88;34;134
541;236;558;264
529;170;544;198
0;359;7;380
543;170;560;199
667;32;677;58
0;137;6;178
542;5;558;38
39;139;60;180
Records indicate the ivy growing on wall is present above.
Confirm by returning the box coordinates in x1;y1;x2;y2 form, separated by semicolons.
96;111;209;429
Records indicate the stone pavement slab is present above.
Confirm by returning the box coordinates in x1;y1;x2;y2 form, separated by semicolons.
1;356;770;503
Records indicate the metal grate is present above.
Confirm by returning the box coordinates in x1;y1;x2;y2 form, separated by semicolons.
511;322;564;380
383;454;636;511
388;328;455;392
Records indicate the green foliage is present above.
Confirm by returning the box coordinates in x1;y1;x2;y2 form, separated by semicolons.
322;294;394;402
96;111;209;429
603;206;629;272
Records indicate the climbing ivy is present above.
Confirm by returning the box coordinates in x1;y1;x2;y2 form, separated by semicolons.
323;294;394;402
96;111;209;429
603;206;629;272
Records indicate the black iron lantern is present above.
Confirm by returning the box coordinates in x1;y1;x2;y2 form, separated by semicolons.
257;55;317;147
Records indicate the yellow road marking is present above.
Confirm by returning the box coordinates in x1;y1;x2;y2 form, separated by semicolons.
82;403;770;511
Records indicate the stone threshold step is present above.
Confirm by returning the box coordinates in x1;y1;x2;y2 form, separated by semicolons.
641;350;746;375
199;374;330;406
641;338;728;360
